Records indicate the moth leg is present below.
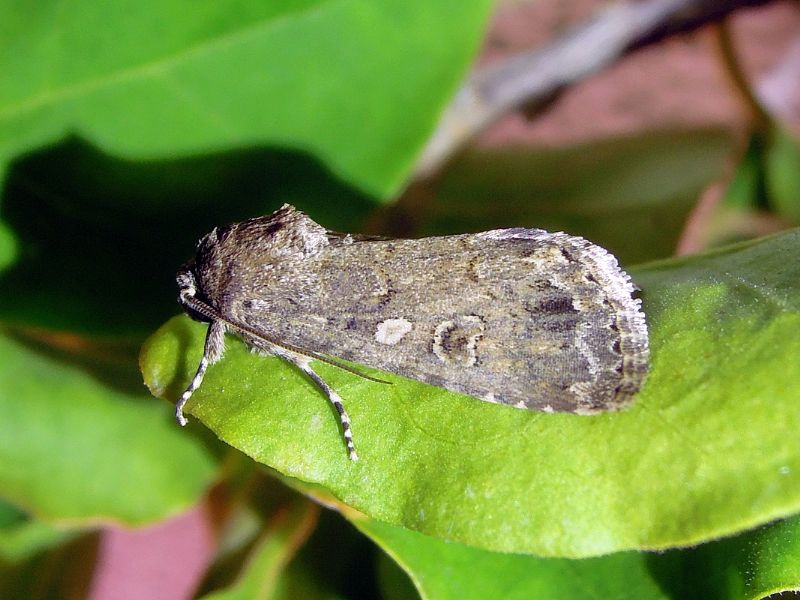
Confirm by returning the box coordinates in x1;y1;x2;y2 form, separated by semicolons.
274;350;358;462
176;320;226;426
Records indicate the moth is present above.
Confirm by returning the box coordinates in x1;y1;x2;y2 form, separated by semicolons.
176;204;649;461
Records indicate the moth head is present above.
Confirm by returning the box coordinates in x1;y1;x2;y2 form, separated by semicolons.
177;264;196;299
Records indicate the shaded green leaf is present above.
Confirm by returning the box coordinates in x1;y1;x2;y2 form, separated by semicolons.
722;133;765;212
665;516;800;600
0;219;16;273
268;500;382;600
141;229;800;556
766;128;800;223
377;551;420;600
273;564;349;600
197;469;387;600
358;513;800;600
429;128;734;264
712;128;799;251
0;0;493;197
0;521;79;566
0;501;80;564
0;331;217;524
360;516;670;600
0;140;375;336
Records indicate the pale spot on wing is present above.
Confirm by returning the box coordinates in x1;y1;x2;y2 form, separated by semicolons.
375;318;413;345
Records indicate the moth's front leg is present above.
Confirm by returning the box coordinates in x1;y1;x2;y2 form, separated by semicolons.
176;320;226;426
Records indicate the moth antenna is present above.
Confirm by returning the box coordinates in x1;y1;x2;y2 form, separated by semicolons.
301;350;392;385
175;320;226;425
184;294;392;386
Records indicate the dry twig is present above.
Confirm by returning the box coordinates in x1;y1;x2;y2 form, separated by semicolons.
413;0;774;179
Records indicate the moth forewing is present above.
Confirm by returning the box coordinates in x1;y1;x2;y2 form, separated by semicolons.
175;204;649;460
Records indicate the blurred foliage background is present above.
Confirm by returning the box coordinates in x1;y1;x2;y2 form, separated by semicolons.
1;0;800;598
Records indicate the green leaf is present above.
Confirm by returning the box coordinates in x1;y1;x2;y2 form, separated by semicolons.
0;501;79;564
672;516;800;599
766;128;800;223
377;552;421;600
0;331;217;524
0;520;78;565
360;516;670;600
0;219;16;273
430;128;735;264
0;0;493;197
721;133;764;212
357;513;800;600
141;229;800;557
274;562;351;600
273;503;382;600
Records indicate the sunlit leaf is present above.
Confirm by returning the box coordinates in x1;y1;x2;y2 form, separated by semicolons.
0;0;493;197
